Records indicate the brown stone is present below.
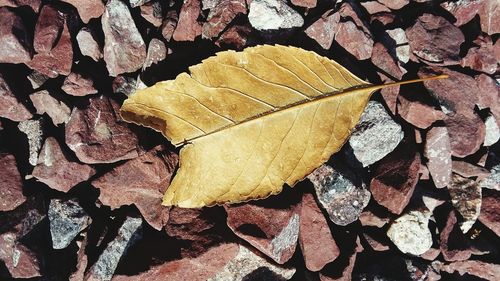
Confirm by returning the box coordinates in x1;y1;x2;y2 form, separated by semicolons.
406;14;464;65
370;140;420;214
304;10;340;50
202;0;246;39
216;24;252;49
319;236;363;281
425;126;452;188
32;137;95;193
27;5;72;78
476;74;500;123
448;174;482;233
441;0;483;26
371;42;405;80
336;20;373;60
29;90;71;125
76;27;102;62
0;7;32;64
441;260;500;280
0;153;26;211
93;146;177;230
452;160;490;180
60;0;105;23
143;38;167;70
361;1;391;14
420;247;441;261
291;0;316;8
0;0;41;12
0;231;41;278
479;0;500;35
65;96;140;164
62;72;98;97
461;35;498;74
140;1;163;27
378;73;398;115
173;0;202;41
102;0;146;76
359;210;389;227
479;190;499;236
439;210;474;261
398;95;445;129
299;193;339;272
376;0;408;10
0;73;32;122
225;200;300;264
363;232;390;251
444;112;486;158
161;10;178;42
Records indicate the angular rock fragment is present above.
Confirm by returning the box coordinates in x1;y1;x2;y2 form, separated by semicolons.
93;146;178;230
347;101;404;167
248;0;303;31
113;243;295;281
376;0;408;10
440;0;483;26
304;10;339;50
371;42;405;80
0;0;41;12
406;14;464;65
60;0;105;23
0;73;32;122
0;7;32;64
140;1;163;27
225;200;300;264
476;74;500;123
161;10;178;41
461;35;498;74
385;28;410;64
0;231;41;278
30;90;71;125
299;193;339;272
65;96;140;164
48;198;91;249
86;217;142;281
444;112;486;158
32;137;96;193
478;0;499;35
359;210;389;227
452;160;490;180
216;24;252;49
319;236;363;281
336;20;373;60
0;153;26;211
398;95;445;129
62;72;98;97
363;232;390;251
76;27;102;62
27;5;73;78
69;233;88;281
102;0;146;76
484;114;500;146
308;163;370;225
203;0;246;39
448;174;482;233
18;119;43;166
291;0;316;8
370;140;420;214
441;260;500;280
27;70;49;90
129;0;151;7
479;155;499;191
143;38;167;70
479;190;499;236
112;75;139;97
173;0;202;41
425;126;452;188
387;210;432;256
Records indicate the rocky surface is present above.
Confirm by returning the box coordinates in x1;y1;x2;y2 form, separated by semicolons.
173;0;202;41
48;198;91;249
29;90;71;125
425;126;452;189
18;119;43;166
0;73;33;122
60;0;105;23
248;0;303;31
448;174;482;233
62;72;98;97
76;27;103;62
387;210;433;256
0;7;32;64
0;153;26;211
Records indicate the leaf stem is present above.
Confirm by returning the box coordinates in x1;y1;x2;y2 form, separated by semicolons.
369;74;449;91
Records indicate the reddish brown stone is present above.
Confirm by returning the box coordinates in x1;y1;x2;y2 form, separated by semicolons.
441;260;500;280
406;14;464;65
140;1;163;27
476;74;500;123
398;95;445;129
0;7;32;64
452;160;490;180
0;0;41;12
363;233;390;251
479;190;500;236
216;24;252;49
102;0;146;76
32;137;95;193
161;10;178;42
461;35;498;74
304;10;340;50
361;1;391;14
439;210;474;261
420;247;441;261
336;20;373;60
173;0;202;41
0;153;26;211
60;0;105;23
225;200;300;264
371;42;405;80
299;193;339;272
359;210;389;227
378;73;398;115
202;0;246;39
93;146;178;230
319;237;363;281
29;90;71;125
0;73;32;122
0;231;41;278
444;112;486;158
76;27;102;62
425;126;452;188
143;38;167;70
370;140;420;214
65;96;140;164
479;0;499;35
441;0;483;26
62;72;98;97
376;0;408;10
291;0;316;8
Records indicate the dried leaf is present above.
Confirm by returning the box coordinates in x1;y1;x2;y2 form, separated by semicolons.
120;45;445;208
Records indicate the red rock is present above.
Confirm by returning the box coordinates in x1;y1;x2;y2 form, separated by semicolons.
93;146;177;230
461;35;498;74
361;1;391;14
370;12;396;25
378;73;398;115
32;137;95;193
425;126;452;188
479;0;499;35
161;10;178;42
441;0;483;26
419;163;430;180
225;200;300;264
319;236;363;281
216;24;252;49
376;0;408;10
444;112;485;158
202;0;246;39
476;74;500;123
27;70;49;89
371;42;405;79
143;38;167;70
0;153;26;211
27;5;73;78
102;0;146;76
338;2;370;34
0;73;32;122
452;160;490;180
479;190;500;236
370;140;420;214
173;0;202;41
291;0;316;8
336;20;373;60
299;193;339;272
0;0;41;11
397;95;445;129
112;75;138;97
0;231;41;278
140;1;163;27
0;7;32;64
69;234;88;281
76;27;102;62
304;10;340;50
363;232;390;251
60;0;105;23
420;247;441;260
62;72;98;97
29;90;71;125
439;210;474;261
65;96;140;164
406;14;464;65
441;260;500;280
359;210;389;227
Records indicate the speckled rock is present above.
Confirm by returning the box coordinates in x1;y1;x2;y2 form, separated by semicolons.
0;7;32;64
387;210;432;256
439;210;475;261
173;0;202;41
452;160;490;180
140;1;163;27
29;90;71;125
76;27;102;62
248;0;304;31
0;231;41;278
27;70;49;90
448;174;482;233
216;24;252;49
479;154;499;191
0;153;26;211
441;0;483;26
0;73;32;122
308;163;370;225
359;210;390;227
60;0;105;23
129;0;151;7
62;72;98;97
304;10;339;50
478;0;499;35
484;114;500;146
441;260;500;280
202;0;246;39
346;101;404;167
18;119;43;166
48;198;91;249
161;10;178;41
425;126;452;188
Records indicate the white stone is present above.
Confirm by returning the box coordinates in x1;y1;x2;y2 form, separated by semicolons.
248;0;303;31
387;210;432;256
484;114;500;146
386;28;410;63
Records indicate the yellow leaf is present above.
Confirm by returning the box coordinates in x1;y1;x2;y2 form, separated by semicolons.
120;45;447;208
